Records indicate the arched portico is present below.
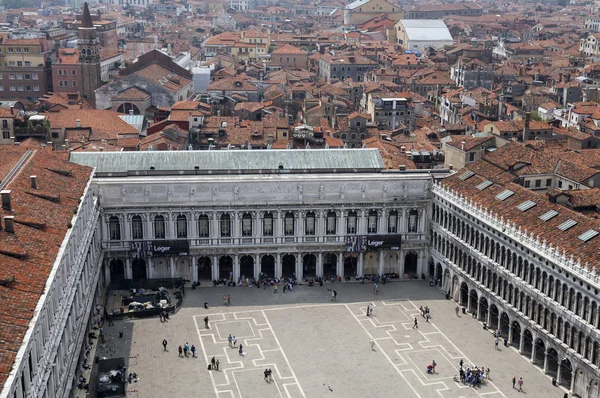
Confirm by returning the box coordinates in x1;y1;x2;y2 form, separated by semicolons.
240;255;255;279
198;256;212;281
219;255;233;280
261;255;275;278
110;259;125;281
303;254;317;278
132;258;147;280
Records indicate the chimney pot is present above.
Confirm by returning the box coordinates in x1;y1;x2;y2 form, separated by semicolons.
30;175;37;189
75;119;81;128
9;106;14;115
1;190;11;210
449;164;454;170
399;164;406;171
129;109;134;115
4;216;14;233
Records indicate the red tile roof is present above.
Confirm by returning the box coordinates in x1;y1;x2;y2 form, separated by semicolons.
0;147;93;388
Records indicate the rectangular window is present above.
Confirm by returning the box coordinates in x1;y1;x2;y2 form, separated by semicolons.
58;70;62;75
546;178;552;186
176;217;187;238
388;212;397;233
326;213;336;235
535;179;541;188
24;61;30;67
72;81;77;87
558;180;563;188
198;216;209;237
16;61;22;67
109;219;121;240
32;73;38;80
16;74;22;80
367;212;378;234
220;217;231;237
347;213;357;234
7;48;13;53
15;48;21;53
23;48;29;53
24;74;30;80
8;74;14;80
25;85;31;91
17;86;23;91
0;85;3;91
284;215;294;236
2;131;9;139
524;180;531;188
242;216;252;237
263;215;273;236
33;85;39;91
469;152;475;161
72;70;76;75
9;85;16;91
154;217;165;239
132;218;143;240
305;214;315;235
8;61;15;66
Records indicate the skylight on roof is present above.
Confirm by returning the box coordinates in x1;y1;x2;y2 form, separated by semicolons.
557;219;578;231
517;200;537;212
578;229;599;242
496;189;514;201
459;170;475;181
539;210;559;222
476;180;493;190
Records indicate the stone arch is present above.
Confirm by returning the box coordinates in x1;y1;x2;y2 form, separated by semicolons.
323;252;338;277
219;255;233;280
522;329;533;357
282;254;296;278
478;296;488;322
176;256;191;282
499;312;510;338
559;359;573;389
240;255;255;279
511;321;521;348
468;289;478;313
384;251;398;275
363;251;378;275
489;304;499;330
533;339;545;367
546;347;559;378
132;258;146;280
197;256;212;281
303;254;317;278
460;281;469;306
117;102;141;115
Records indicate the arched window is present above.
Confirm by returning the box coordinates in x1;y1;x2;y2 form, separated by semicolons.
367;210;378;234
176;215;187;238
388;210;398;233
242;213;252;237
408;209;419;233
86;49;91;57
131;215;143;240
305;212;315;235
154;215;165;239
109;216;121;240
263;212;273;236
326;211;336;235
284;212;295;236
347;211;357;234
220;214;231;237
198;214;209;237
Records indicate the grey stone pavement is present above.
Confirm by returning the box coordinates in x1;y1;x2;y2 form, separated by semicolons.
90;281;568;398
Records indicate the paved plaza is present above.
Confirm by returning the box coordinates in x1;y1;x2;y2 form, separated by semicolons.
96;281;568;398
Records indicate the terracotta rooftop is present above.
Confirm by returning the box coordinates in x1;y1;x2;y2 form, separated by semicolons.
0;147;93;388
45;109;139;139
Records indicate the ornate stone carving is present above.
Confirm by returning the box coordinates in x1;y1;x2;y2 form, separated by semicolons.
298;184;303;200
121;186;127;202
233;185;239;201
167;186;173;201
212;186;217;201
189;186;195;198
319;183;325;199
361;185;366;199
340;184;346;199
382;184;388;199
144;186;150;202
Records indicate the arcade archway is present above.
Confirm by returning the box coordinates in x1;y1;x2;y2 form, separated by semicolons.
132;258;146;280
219;256;233;280
110;259;125;281
404;252;418;275
282;254;296;278
198;256;212;281
240;255;254;279
323;253;337;277
344;254;358;277
303;254;317;278
261;255;275;278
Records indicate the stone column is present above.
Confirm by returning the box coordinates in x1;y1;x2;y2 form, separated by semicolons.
190;214;197;242
378;250;385;275
337;252;344;277
169;256;175;278
358;252;364;277
147;257;153;278
167;212;173;239
380;208;387;234
339;210;345;241
234;212;240;243
190;255;197;283
557;362;563;384
212;255;218;280
296;253;304;281
126;257;132;279
360;209;367;234
317;252;323;277
212;213;219;240
233;254;240;282
275;253;282;278
401;208;407;233
519;331;525;355
543;349;549;373
145;215;152;240
254;254;260;279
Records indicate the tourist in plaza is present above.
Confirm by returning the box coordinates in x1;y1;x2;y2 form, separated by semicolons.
264;369;269;382
162;339;167;351
333;290;337;301
215;359;220;370
420;306;425;317
239;344;244;356
184;342;190;357
268;369;273;382
191;345;196;358
178;345;183;357
432;360;437;373
232;336;237;347
517;377;523;392
455;306;460;316
413;317;418;329
485;368;490;380
274;284;278;293
369;303;374;316
331;290;335;301
227;295;231;305
204;316;209;329
366;305;370;316
228;334;233;348
459;359;463;369
211;357;216;369
223;295;227;306
370;339;375;350
373;283;378;294
426;312;430;322
494;337;499;350
512;376;516;389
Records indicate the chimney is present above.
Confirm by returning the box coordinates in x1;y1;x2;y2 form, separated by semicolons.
1;190;11;210
498;95;504;120
99;147;104;152
461;140;466;151
75;119;81;128
523;112;531;141
399;164;406;171
4;216;14;233
129;109;134;115
449;164;454;170
9;106;14;115
30;175;37;189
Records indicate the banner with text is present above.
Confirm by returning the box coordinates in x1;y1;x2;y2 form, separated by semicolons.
345;235;401;252
131;240;189;257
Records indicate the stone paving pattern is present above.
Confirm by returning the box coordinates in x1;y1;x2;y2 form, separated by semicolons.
94;281;568;398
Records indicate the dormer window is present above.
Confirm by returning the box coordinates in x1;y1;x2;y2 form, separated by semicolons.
234;81;242;87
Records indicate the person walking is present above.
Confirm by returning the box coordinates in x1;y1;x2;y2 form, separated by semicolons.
366;305;370;316
517;377;523;392
425;313;430;322
331;291;335;301
268;369;273;382
204;316;209;329
373;283;378;294
432;360;437;373
333;290;337;301
459;359;463;369
455;306;460;316
239;344;244;356
264;369;269;382
223;295;227;306
228;334;233;348
191;345;196;358
215;359;220;370
369;303;374;316
232;336;237;347
486;368;490;380
512;376;517;389
107;314;114;326
413;317;419;329
211;357;216;369
184;342;190;357
227;295;231;306
494;337;499;350
370;339;375;351
178;345;183;357
274;284;278;293
162;339;168;351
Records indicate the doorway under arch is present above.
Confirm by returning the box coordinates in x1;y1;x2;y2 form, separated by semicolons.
303;254;317;278
478;296;488;322
522;329;533;357
559;359;572;389
132;258;147;280
468;290;478;313
546;348;559;378
110;259;125;281
460;282;469;306
323;253;337;277
489;304;499;330
344;254;357;277
197;256;212;281
219;256;233;280
261;255;275;278
282;254;296;278
404;252;418;275
511;321;521;349
500;313;510;339
117;102;140;115
240;255;254;279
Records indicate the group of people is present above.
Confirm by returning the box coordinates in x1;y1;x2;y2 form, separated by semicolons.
419;305;431;322
77;373;89;391
177;341;197;358
228;334;244;356
263;368;274;382
209;357;221;371
426;360;437;374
